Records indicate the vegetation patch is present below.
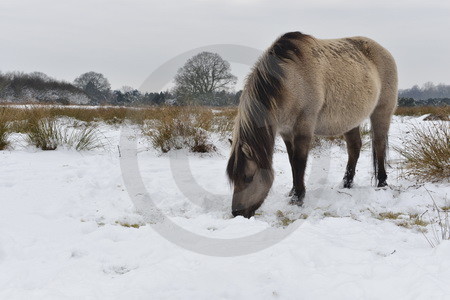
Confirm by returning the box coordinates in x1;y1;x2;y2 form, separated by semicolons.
396;122;449;182
24;110;103;151
142;107;216;153
378;212;403;220
322;211;339;218
276;210;307;227
0;108;11;150
115;221;142;229
212;107;237;136
441;206;450;212
376;211;429;229
395;105;450;117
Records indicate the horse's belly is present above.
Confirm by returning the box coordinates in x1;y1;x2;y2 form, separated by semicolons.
314;97;377;136
314;74;381;136
314;117;364;136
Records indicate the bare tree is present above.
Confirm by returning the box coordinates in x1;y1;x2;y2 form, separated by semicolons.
74;71;111;103
174;52;237;104
74;71;110;93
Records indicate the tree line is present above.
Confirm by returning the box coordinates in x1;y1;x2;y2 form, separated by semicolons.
398;97;450;107
0;71;176;106
1;52;449;106
399;82;450;100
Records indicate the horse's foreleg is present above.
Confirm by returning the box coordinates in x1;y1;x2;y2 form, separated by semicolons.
343;126;362;188
282;137;296;196
290;134;312;206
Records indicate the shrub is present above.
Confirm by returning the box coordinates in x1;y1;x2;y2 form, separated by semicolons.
396;121;449;182
143;107;216;153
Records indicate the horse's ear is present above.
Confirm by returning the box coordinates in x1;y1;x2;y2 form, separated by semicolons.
241;142;253;159
228;138;232;146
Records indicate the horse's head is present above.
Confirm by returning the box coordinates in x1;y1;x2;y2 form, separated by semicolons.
226;140;274;218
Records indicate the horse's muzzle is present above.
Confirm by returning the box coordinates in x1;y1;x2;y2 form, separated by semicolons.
232;208;255;219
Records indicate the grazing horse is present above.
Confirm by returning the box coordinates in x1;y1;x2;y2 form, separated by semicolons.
227;32;398;218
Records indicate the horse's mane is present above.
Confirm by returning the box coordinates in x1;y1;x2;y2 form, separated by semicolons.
227;32;309;184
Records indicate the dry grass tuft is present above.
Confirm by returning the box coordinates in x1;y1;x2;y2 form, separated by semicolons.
276;210;307;227
26;117;60;150
378;212;402;220
142;106;216;153
376;211;429;229
22;108;103;151
26;117;103;151
441;206;450;212
115;221;143;228
396;122;449;182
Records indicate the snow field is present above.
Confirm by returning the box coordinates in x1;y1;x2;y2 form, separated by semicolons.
0;116;449;299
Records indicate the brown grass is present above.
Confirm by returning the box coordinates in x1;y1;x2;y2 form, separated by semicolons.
3;104;447;153
276;210;307;227
376;211;429;229
396;122;449;182
25;116;103;151
378;212;402;220
0;108;10;150
0;105;134;125
212;107;237;136
142;106;216;153
395;106;450;118
1;105;235;152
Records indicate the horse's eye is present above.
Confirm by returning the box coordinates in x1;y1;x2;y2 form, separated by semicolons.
244;175;254;184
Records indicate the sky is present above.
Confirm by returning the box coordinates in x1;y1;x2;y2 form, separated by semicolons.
1;0;449;91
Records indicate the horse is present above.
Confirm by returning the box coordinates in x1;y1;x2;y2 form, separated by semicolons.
226;31;398;218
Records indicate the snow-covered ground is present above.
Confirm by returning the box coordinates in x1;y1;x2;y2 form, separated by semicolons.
1;116;449;299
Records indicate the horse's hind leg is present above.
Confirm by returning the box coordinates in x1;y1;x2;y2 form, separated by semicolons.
343;126;362;188
370;106;394;187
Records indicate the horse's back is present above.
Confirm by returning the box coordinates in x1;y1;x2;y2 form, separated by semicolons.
281;35;397;136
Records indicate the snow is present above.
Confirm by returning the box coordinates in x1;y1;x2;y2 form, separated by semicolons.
1;116;449;299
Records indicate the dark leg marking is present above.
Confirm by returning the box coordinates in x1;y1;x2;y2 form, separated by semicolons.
283;138;296;196
343;126;362;188
289;134;311;206
370;111;391;188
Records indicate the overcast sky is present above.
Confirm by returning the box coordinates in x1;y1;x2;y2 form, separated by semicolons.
1;0;449;91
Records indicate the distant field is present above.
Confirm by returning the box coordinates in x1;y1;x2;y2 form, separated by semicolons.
1;104;448;123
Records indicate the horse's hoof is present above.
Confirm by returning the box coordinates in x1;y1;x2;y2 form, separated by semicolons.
289;191;305;206
377;181;388;188
343;180;353;189
288;187;295;197
289;196;304;206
